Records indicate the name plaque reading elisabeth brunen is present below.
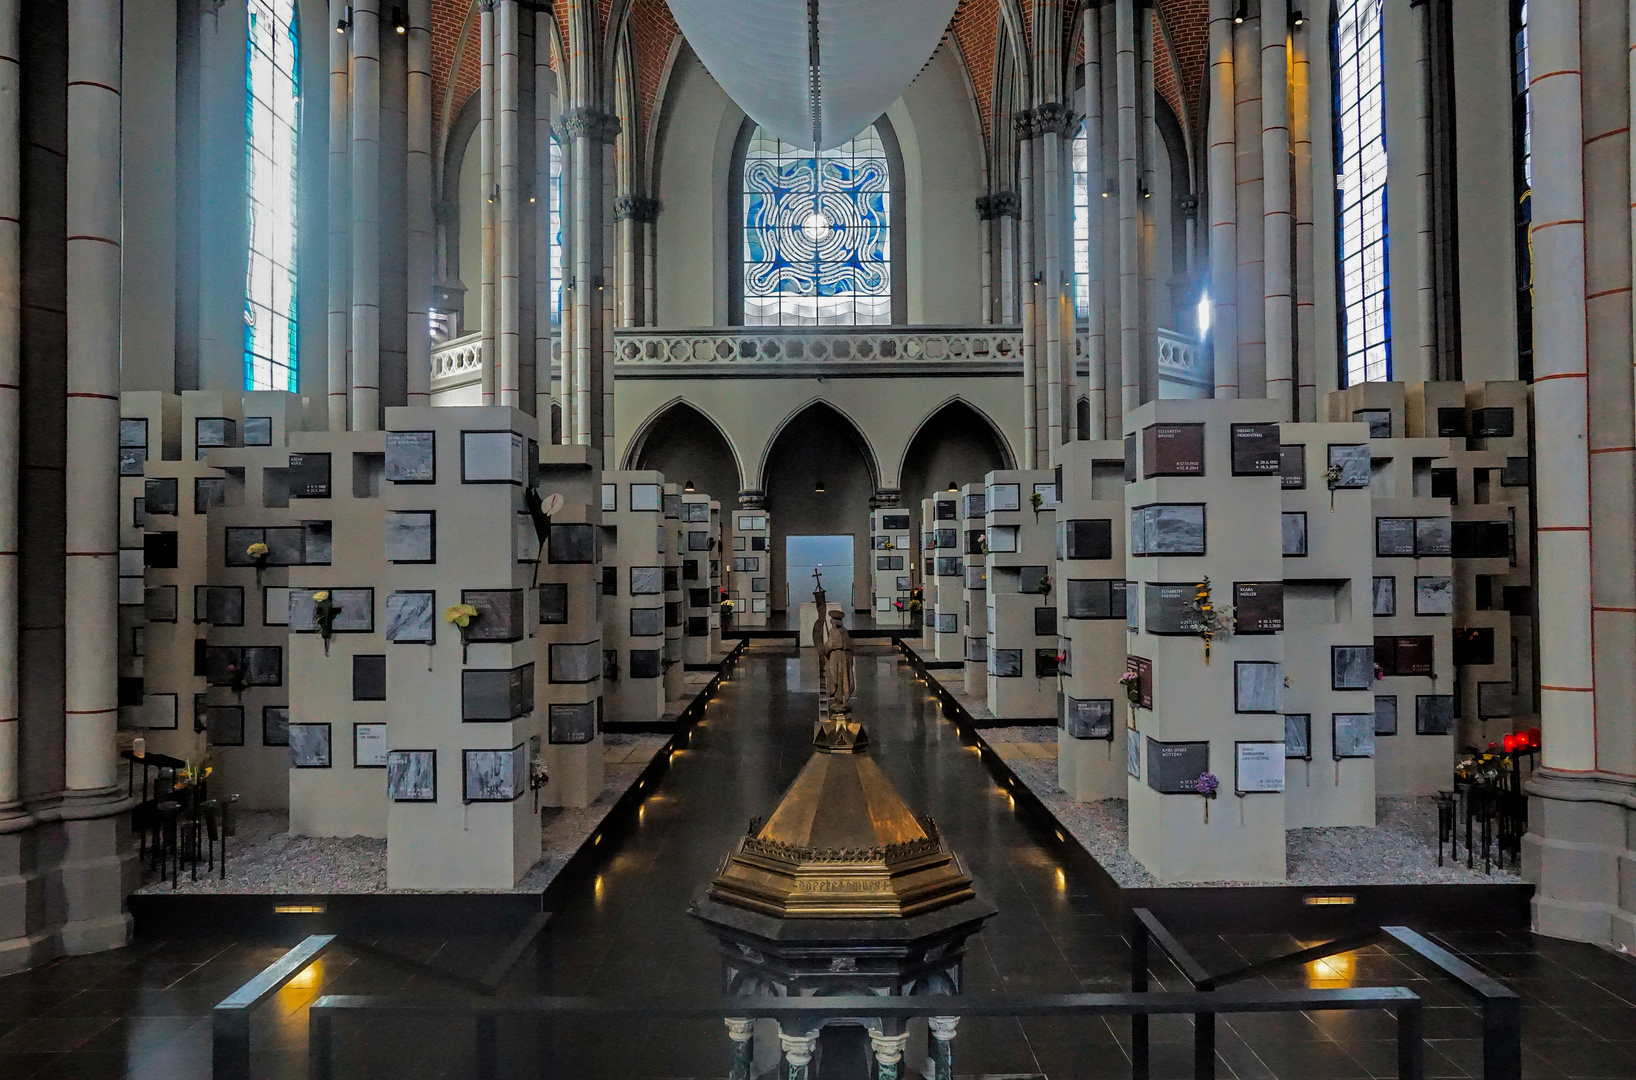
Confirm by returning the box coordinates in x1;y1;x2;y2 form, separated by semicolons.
1230;423;1282;475
1143;584;1206;635
1143;423;1205;477
1146;739;1210;793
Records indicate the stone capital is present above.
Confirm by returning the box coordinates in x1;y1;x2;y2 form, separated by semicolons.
1014;103;1081;140
615;194;661;223
724;1017;755;1042
559;107;622;144
737;489;766;510
779;1032;818;1066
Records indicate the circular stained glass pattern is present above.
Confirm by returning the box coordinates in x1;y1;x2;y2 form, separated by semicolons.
801;211;833;242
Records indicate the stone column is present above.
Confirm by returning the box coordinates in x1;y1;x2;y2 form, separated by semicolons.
327;0;350;428
643;216;657;326
478;0;496;403
1115;0;1140;417
349;0;380;429
1413;0;1435;383
1290;17;1315;420
1017;114;1037;467
405;0;432;406
978;196;993;324
0;0;17;812
1261;0;1292;409
600;115;617;461
1041;106;1068;459
565;107;616;449
924;1017;958;1080
1207;0;1237;398
999;195;1017;324
534;12;554;422
724;1017;754;1080
1233;10;1265;396
1082;4;1106;439
497;0;520;407
869;1028;910;1080
780;1030;818;1080
557;129;574;441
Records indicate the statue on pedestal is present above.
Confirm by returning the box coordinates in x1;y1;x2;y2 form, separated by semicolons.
820;610;855;717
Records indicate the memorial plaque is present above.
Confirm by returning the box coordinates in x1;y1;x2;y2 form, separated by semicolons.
688;587;711;608
1065;697;1114;740
964;566;985;590
1285;714;1311;759
244;646;282;686
987;483;1021;511
1414;517;1452;556
1019;565;1050;594
1416;694;1456;734
663;493;683;519
964;636;986;663
1126;585;1139;631
1136;504;1205;555
1477;682;1511;720
1234;582;1284;633
144;478;178;516
242;416;273;446
1282;512;1307;556
624;484;659;512
289;723;332;768
1436;407;1468;437
629;650;662;678
1395;635;1435;675
1332;713;1376;758
1128;735;1141;778
1453;626;1494;666
1235;742;1285;793
630;566;663;595
385;511;436;562
1126;656;1154;709
687;616;709;637
263;586;291;626
464;746;525;802
630;606;664;637
461;589;525;641
144;531;178;568
196;417;235;450
463;668;521;720
347;722;387;767
964;529;984;554
352;655;387;701
207;706;245;747
1501;456;1531;487
988;649;1023;677
1033;606;1057;636
935;528;958;549
204;646;242;688
385;591;435;643
1372;576;1396;616
1452;520;1511;559
935;500;957;521
683;501;709;522
1375;517;1415;557
205;586;244;627
119;446;146;476
1473;407;1515;438
882;513;911;530
987;525;1018;552
687;530;710;552
549;701;597;744
935;612;959;634
1280;444;1307;489
877;555;905;570
936;556;962;577
1034;649;1060;678
194;476;227;514
1331;645;1374;690
1065;519;1113;560
549;641;599;683
548;523;597;564
1145;739;1210;794
962;495;986;518
462;431;524;483
1235;661;1282;713
329;588;374;632
1353;409;1393;438
898;575;914;591
1414;575;1453;615
1143;423;1206;477
538;583;569;625
1144;583;1206;635
752;535;769;550
262;706;289;746
751;578;768;593
733;536;748;551
385;431;436;482
1374;694;1398;736
1066;579;1117;619
143;584;177;624
120;417;148;449
387;750;437;801
287;453;332;498
872;535;892;550
1231;423;1283;475
1327;444;1371;488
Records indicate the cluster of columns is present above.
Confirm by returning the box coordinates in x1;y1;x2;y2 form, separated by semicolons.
724;1017;956;1080
326;0;434;431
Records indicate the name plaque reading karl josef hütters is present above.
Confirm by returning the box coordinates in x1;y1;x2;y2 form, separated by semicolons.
1146;739;1209;794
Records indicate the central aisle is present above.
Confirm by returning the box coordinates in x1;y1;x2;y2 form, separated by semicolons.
523;644;1124;1077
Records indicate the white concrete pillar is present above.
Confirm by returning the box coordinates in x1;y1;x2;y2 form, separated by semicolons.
1262;0;1292;410
497;0;520;407
534;11;554;422
1207;0;1238;399
405;0;432;406
349;0;380;430
1116;0;1140;418
1528;0;1595;771
479;0;497;403
327;0;350;429
1291;17;1315;420
0;0;18;809
64;0;121;793
1083;4;1106;439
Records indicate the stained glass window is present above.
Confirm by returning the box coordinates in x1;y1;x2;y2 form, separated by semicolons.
1512;0;1532;380
1072;122;1092;316
549;134;564;324
742;125;890;325
1334;0;1390;386
244;0;300;392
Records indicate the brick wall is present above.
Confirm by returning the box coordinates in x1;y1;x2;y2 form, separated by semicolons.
953;0;1000;151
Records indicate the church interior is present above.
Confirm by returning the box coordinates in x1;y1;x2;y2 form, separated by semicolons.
4;0;1636;1077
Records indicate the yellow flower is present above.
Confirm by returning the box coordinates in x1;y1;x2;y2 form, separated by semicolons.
313;590;331;603
247;542;269;557
444;603;479;627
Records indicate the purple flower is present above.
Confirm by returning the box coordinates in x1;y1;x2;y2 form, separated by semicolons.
1195;771;1220;797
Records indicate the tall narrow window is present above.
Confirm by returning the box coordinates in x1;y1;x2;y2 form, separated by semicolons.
1334;0;1390;386
742;125;890;325
549;134;564;324
244;0;301;392
1511;0;1532;381
1072;122;1092;316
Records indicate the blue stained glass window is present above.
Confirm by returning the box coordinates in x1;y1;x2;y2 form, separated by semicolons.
1334;0;1390;386
549;135;564;324
244;0;300;392
742;125;890;325
1072;122;1091;316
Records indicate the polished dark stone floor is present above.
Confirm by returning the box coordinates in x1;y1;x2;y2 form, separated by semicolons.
4;645;1636;1079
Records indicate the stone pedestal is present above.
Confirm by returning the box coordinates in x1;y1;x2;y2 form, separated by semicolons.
1524;770;1636;949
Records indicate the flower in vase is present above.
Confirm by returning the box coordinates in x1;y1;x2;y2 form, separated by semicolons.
444;603;481;661
247;541;270;581
1195;771;1220;798
312;591;340;655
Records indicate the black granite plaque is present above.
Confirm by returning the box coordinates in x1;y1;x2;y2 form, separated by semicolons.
539;583;569;625
1280;444;1306;489
548;523;597;564
935;528;958;549
935;500;957;521
352;655;387;701
144;478;178;516
630;649;662;678
1124;433;1137;482
207;706;245;747
1066;579;1118;619
1034;606;1057;636
462;667;526;721
882;513;911;530
1416;694;1456;734
877;555;905;570
1501;456;1530;487
1145;739;1210;794
1452;520;1511;560
1473;407;1514;438
460;589;525;642
287;453;332;498
1453;626;1495;666
1231;423;1282;475
194;476;227;514
549;642;599;683
1019;565;1051;594
1065;519;1113;560
1477;682;1511;720
145;585;177;623
244;646;282;686
1034;649;1060;678
206;586;244;627
1144;583;1206;635
1436;407;1468;437
204;646;243;688
936;556;962;577
549;701;597;744
1233;582;1284;633
663;493;682;519
1065;697;1115;740
262;705;289;746
1126;656;1153;709
962;495;986;518
1353;409;1393;438
144;531;178;569
1143;423;1206;477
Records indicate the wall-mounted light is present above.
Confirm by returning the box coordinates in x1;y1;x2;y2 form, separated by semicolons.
1139;182;1152;199
1233;0;1246;24
336;5;351;33
814;479;827;494
683;479;696;493
947;481;958;492
487;185;498;204
1103;180;1116;199
391;6;407;33
1291;9;1306;27
1032;272;1043;285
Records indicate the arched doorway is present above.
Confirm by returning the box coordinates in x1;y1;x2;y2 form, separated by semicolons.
762;403;878;615
898;400;1012;517
628;401;741;510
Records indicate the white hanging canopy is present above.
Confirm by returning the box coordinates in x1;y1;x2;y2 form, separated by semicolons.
665;0;959;150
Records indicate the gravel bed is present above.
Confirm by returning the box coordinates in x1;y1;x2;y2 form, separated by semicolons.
983;725;1520;888
136;735;668;895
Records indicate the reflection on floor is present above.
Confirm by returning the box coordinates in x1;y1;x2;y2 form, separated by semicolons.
2;644;1635;1079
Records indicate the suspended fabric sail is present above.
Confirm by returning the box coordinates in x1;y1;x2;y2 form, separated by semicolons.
666;0;958;150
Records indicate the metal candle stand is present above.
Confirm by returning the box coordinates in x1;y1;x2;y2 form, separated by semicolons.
126;752;232;887
1438;738;1539;873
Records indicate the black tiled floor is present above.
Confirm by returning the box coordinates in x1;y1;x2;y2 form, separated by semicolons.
5;645;1636;1079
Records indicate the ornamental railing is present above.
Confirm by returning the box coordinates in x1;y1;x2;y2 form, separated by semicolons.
429;325;1208;388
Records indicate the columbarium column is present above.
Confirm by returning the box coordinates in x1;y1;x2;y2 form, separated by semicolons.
1261;0;1292;408
405;0;432;405
349;0;381;429
496;0;520;407
0;0;17;813
1082;2;1106;439
327;0;350;428
1207;0;1238;398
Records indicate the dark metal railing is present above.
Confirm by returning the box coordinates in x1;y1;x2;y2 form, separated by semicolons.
1130;908;1520;1080
212;933;335;1080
